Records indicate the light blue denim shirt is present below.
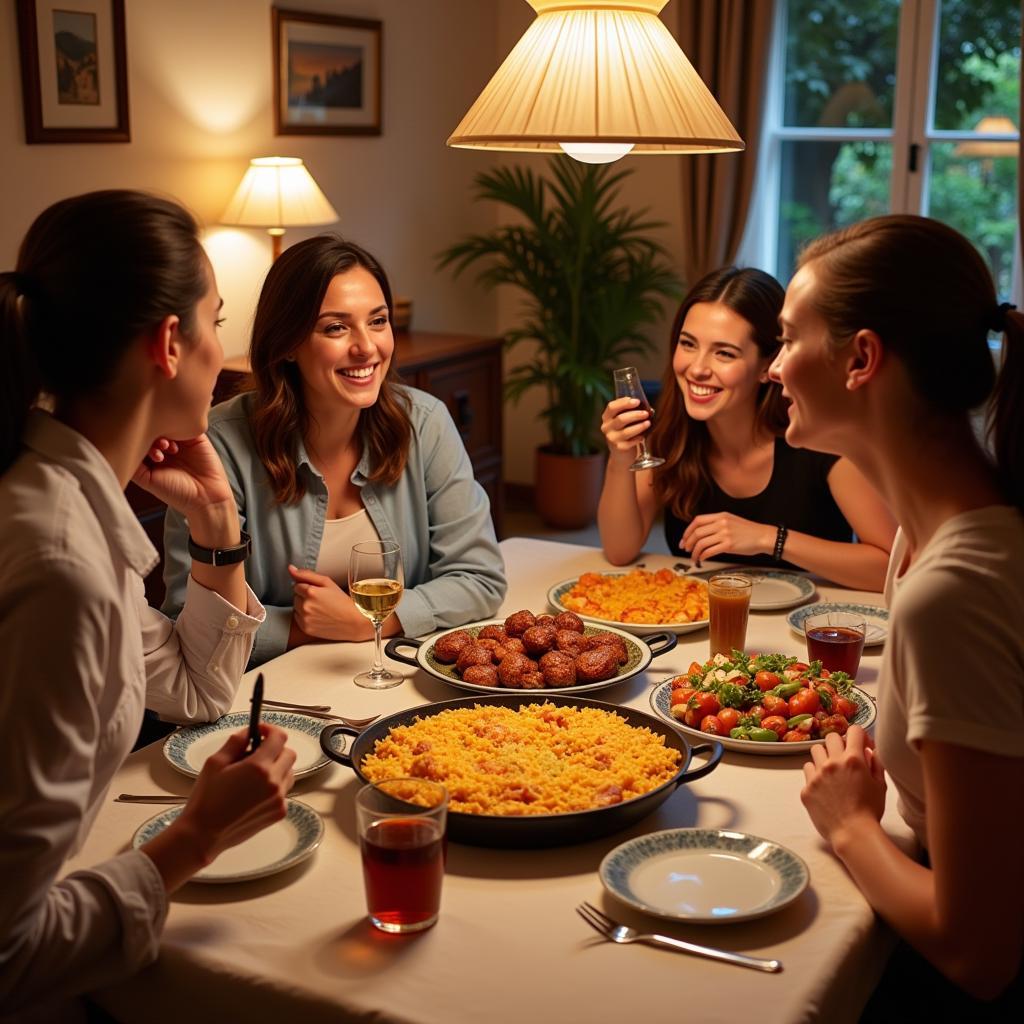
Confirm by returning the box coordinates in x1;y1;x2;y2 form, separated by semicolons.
162;386;506;666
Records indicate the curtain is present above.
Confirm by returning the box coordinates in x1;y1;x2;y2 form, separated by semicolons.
677;0;776;282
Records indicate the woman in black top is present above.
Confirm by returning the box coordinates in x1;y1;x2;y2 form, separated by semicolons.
597;267;894;589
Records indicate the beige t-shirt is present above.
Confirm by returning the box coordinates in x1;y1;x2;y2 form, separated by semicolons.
877;506;1024;846
315;507;381;587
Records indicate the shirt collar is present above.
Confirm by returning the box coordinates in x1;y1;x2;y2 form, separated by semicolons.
295;433;371;486
23;410;159;578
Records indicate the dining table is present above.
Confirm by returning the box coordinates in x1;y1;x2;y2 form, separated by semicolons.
77;537;916;1024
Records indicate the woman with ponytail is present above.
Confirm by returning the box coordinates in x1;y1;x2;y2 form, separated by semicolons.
771;214;1023;1013
0;191;295;1015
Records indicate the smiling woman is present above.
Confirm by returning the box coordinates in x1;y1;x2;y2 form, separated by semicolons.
161;236;506;666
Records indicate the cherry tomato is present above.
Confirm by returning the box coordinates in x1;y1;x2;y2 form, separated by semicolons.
690;692;720;720
783;662;810;680
782;730;807;742
835;696;859;719
755;670;783;692
700;715;727;736
670;687;696;707
815;683;838;711
717;707;741;731
761;694;788;716
788;688;821;717
746;704;766;723
819;714;849;737
818;667;832;679
760;715;788;738
687;661;704;676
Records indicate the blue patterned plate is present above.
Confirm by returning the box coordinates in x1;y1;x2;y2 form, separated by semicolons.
600;828;809;924
131;798;324;883
163;711;346;780
787;601;889;646
650;679;876;755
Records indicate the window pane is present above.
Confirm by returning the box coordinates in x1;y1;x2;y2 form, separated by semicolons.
777;141;893;277
783;0;901;128
926;143;1018;298
933;0;1021;131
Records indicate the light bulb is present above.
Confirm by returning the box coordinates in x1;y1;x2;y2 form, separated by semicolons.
558;142;635;164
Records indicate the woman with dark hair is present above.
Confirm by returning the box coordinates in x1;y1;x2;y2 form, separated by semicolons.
598;266;895;589
773;215;1023;1012
163;235;505;667
0;191;295;1014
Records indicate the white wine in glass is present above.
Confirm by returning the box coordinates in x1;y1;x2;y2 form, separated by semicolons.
612;366;665;471
349;541;404;690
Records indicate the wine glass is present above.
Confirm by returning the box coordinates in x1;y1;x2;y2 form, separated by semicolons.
612;366;665;471
349;541;404;689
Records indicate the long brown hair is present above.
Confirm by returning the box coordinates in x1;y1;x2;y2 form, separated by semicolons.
0;190;206;474
798;214;1023;511
248;236;411;505
648;267;788;520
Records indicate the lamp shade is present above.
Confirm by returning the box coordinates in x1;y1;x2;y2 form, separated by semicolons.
221;157;338;228
447;0;743;156
953;115;1018;158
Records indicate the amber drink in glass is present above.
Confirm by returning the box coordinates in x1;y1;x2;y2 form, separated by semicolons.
708;574;753;657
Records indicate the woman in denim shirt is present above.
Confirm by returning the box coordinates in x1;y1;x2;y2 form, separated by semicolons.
163;237;506;667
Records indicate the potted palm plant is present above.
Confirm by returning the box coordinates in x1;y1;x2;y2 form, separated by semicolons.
438;157;681;528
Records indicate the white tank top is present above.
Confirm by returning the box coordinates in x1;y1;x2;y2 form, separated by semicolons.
315;507;381;587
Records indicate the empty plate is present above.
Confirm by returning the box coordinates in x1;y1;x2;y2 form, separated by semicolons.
600;828;809;924
132;798;324;883
736;571;815;611
164;711;344;780
787;601;889;646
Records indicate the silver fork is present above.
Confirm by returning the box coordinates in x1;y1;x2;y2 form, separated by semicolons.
263;698;332;713
576;902;782;973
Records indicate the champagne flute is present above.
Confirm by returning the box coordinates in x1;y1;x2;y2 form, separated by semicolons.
349;541;404;690
613;366;665;471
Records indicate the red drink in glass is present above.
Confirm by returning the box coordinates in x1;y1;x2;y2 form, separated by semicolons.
804;615;866;676
361;818;445;932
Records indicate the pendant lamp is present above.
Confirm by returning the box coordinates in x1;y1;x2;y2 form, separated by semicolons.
447;0;744;163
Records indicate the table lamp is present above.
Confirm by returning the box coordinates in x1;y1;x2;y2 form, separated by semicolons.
446;0;743;163
221;156;339;260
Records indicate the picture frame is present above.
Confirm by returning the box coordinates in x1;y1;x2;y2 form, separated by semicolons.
273;7;382;136
15;0;130;144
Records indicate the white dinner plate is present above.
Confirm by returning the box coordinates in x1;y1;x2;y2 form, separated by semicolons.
131;799;324;883
546;572;709;636
650;678;876;755
163;711;345;780
600;828;809;924
786;601;889;646
736;570;816;611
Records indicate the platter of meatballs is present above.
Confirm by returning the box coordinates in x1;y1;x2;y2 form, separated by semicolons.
385;609;677;696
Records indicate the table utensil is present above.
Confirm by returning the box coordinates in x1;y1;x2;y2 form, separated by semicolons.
319;693;723;848
804;610;866;676
599;829;809;924
576;901;782;973
115;794;188;804
257;701;379;727
385;620;676;696
547;573;710;636
357;777;448;934
613;366;665;471
132;799;324;883
164;711;350;780
787;601;889;646
247;672;264;754
650;678;876;755
262;698;332;713
350;541;405;689
708;574;752;657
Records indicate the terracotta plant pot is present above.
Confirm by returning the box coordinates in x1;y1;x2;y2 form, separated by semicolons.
533;446;607;529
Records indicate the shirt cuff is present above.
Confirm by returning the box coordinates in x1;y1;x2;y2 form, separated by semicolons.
183;576;265;633
394;587;434;639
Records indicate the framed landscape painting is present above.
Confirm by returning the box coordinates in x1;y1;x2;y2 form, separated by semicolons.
15;0;129;143
273;7;382;136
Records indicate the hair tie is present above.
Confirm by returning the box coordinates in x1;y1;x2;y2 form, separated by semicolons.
990;301;1017;332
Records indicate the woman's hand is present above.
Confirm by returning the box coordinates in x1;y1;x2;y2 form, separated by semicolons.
288;565;373;641
131;436;234;516
681;512;775;565
800;726;887;849
601;397;651;464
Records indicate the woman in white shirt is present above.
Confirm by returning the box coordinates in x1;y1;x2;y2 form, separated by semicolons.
0;190;296;1015
771;214;1023;1012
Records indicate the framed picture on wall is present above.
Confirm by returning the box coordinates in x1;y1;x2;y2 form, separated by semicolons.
273;7;382;136
15;0;130;144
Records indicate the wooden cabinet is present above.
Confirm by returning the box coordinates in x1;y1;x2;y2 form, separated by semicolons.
132;331;504;607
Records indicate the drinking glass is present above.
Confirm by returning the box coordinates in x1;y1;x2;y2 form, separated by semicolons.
804;611;866;677
708;574;753;657
613;366;665;471
356;778;448;933
349;540;404;689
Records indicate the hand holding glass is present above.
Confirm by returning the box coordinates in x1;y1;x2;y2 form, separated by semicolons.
613;367;665;471
349;540;404;689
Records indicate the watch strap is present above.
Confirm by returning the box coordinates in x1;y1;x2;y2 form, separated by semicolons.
188;529;251;566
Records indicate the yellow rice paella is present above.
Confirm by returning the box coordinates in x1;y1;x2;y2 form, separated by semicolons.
560;569;708;625
360;702;681;816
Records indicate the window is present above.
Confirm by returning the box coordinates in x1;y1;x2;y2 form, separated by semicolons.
747;0;1021;299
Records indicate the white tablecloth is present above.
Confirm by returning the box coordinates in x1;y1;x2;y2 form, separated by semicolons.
76;538;915;1024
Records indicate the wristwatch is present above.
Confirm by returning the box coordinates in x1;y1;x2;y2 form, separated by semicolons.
188;529;252;566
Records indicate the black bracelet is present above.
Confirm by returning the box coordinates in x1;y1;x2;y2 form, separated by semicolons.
773;524;788;562
188;529;252;566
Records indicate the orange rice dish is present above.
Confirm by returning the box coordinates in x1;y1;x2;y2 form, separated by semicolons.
360;703;681;816
560;569;709;625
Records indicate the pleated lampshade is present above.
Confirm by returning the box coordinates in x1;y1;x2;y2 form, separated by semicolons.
447;0;743;158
